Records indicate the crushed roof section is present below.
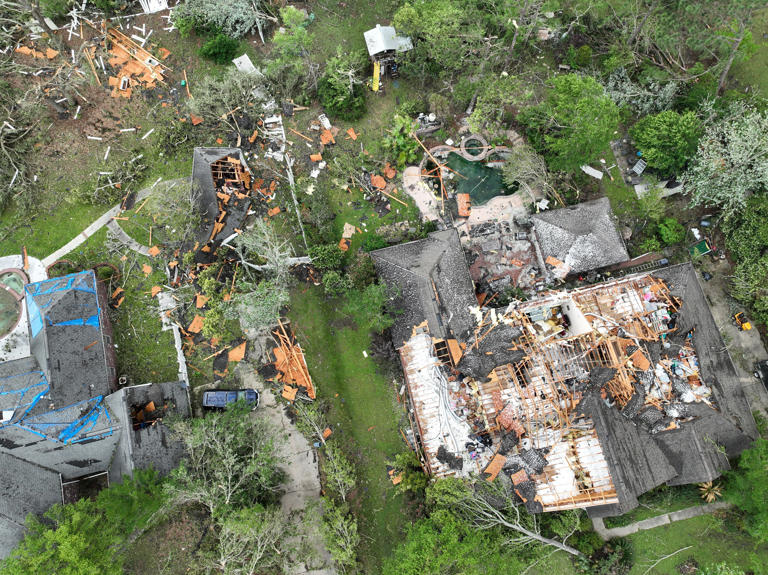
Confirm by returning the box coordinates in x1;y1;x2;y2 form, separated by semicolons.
532;198;629;273
372;229;477;347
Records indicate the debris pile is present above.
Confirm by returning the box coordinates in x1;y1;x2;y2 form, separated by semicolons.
272;320;315;402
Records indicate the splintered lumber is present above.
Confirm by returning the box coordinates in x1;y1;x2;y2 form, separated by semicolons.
272;319;315;399
228;341;246;362
379;187;408;207
188;315;204;333
289;127;313;142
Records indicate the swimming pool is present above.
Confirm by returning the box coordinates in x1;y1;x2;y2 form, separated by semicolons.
0;269;28;338
444;152;517;206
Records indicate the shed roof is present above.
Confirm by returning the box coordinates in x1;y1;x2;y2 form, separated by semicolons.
532;198;629;273
363;25;413;57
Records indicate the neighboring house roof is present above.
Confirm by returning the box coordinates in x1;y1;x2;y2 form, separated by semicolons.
371;229;477;347
363;24;413;57
0;271;190;558
532;197;629;274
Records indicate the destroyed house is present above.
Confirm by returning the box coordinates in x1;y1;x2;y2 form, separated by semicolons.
373;234;756;516
532;198;629;277
0;270;189;557
192;147;254;253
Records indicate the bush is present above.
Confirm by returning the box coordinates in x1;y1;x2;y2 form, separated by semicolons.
428;93;451;118
347;252;377;289
309;244;344;271
638;235;662;254
383;115;421;168
577;538;634;575
199;34;240;64
322;270;351;297
657;217;686;245
318;49;368;120
630;110;701;175
342;282;393;332
566;44;593;69
398;99;425;118
362;234;388;252
40;0;70;19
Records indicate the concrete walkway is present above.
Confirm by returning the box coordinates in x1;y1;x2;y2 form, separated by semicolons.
591;502;731;540
106;219;151;256
41;178;187;268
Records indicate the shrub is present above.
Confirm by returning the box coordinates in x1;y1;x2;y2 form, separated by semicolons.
362;234;388;252
428;93;451;118
630;110;701;175
347;252;377;289
383;115;421;168
657;217;686;245
566;44;593;69
199;34;240;64
318;49;367;120
322;270;351;297
398;99;425;118
342;282;394;332
638;235;662;254
308;244;344;271
40;0;70;19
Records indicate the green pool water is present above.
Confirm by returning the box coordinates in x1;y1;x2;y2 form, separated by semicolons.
0;288;21;337
444;152;515;206
0;272;24;294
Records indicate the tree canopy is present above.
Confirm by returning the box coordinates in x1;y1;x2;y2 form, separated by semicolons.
522;74;619;173
726;438;768;543
630;110;701;176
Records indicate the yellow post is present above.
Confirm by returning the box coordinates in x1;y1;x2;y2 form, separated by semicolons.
372;60;380;92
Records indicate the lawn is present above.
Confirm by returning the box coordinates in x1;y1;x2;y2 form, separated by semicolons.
604;485;702;529
288;285;408;574
731;7;768;96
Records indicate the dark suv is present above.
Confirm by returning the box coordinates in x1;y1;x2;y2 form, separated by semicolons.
755;361;768;391
202;389;260;410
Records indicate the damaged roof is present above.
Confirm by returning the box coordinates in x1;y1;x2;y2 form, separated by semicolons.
371;229;478;347
532;198;629;273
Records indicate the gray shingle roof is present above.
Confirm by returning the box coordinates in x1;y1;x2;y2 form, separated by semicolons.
371;229;477;347
532;198;629;273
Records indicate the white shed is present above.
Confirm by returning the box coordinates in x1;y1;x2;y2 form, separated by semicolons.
363;24;413;59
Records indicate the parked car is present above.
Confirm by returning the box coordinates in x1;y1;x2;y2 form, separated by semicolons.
202;389;260;410
755;361;768;391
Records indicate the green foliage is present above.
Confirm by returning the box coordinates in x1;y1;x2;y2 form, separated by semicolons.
427;93;451;118
731;256;768;326
566;44;593;69
383;115;421;168
321;500;359;573
576;538;633;575
390;451;429;495
686;105;768;218
383;509;527;575
165;402;284;514
347;252;377;289
322;270;351;297
723;195;768;264
96;469;165;534
230;278;289;332
0;499;123;575
322;442;356;502
90;0;118;14
308;244;344;271
318;49;367;120
638;235;662;254
40;0;70;19
468;74;530;137
725;438;768;542
362;233;389;252
342;282;394;333
188;68;269;119
630;111;701;175
199;34;240;64
398;99;425;118
522;74;619;173
657;217;686;245
700;563;746;575
265;6;313;99
171;0;271;38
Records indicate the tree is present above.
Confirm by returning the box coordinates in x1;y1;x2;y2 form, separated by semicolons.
428;477;585;557
685;105;768;218
656;217;686;245
205;505;288;575
321;500;359;573
502;144;551;202
265;6;315;99
630;110;701;175
723;196;768;264
172;0;276;41
199;34;240;65
602;67;679;116
318;48;367;120
383;509;529;575
468;73;530;138
383;115;421;168
342;282;394;333
322;443;356;502
731;256;768;327
231;219;293;284
230;278;289;332
322;270;351;297
725;438;768;542
165;402;284;515
188;68;270;122
308;244;343;271
0;500;123;575
521;74;619;173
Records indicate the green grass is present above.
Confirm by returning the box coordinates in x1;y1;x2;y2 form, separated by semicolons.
731;7;768;96
60;228;179;385
288;285;407;574
626;513;768;574
604;485;702;529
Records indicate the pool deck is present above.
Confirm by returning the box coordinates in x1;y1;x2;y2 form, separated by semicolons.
0;255;47;363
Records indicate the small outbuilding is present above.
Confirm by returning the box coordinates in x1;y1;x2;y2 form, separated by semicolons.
363;24;413;62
